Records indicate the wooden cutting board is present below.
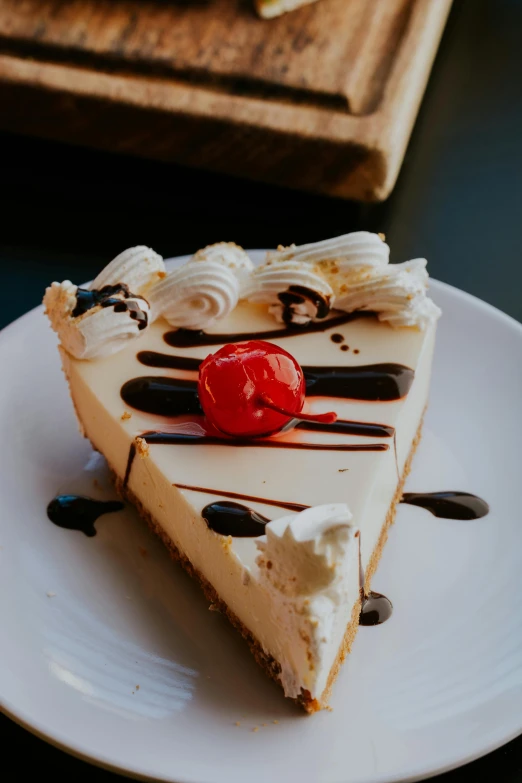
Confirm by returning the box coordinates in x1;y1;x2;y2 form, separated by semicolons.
0;0;452;201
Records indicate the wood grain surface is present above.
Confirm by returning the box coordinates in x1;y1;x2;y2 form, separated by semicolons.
0;0;452;200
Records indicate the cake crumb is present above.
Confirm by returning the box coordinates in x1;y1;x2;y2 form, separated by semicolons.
235;721;241;726
46;591;56;598
273;720;279;724
378;232;386;241
209;603;220;612
121;411;132;421
135;437;149;458
338;468;349;473
136;685;140;690
139;546;148;559
326;706;334;712
261;723;267;727
252;727;259;733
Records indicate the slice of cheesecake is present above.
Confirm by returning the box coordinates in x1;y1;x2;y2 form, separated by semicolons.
255;0;320;19
44;236;439;711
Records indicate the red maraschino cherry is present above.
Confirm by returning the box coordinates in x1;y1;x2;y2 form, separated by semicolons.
198;340;337;438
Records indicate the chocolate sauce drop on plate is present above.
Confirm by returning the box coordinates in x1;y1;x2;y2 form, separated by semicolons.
401;492;489;520
330;333;344;344
47;495;124;537
73;284;148;330
163;311;376;348
356;531;393;626
360;592;394;626
202;501;269;537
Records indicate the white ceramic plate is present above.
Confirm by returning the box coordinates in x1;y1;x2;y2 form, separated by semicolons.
1;255;521;783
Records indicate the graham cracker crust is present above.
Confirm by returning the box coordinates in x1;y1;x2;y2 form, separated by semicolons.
106;413;425;714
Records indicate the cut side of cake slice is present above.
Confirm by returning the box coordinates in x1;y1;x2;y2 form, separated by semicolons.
44;235;440;712
255;0;320;19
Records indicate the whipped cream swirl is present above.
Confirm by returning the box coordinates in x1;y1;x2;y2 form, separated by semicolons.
335;258;441;329
148;261;240;329
148;242;253;329
44;280;152;360
267;231;390;272
242;261;333;325
44;246;165;360
91;246;165;292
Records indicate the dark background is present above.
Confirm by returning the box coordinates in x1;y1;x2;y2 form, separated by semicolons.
1;0;521;780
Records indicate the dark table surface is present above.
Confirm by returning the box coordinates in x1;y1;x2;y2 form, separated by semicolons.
1;0;521;780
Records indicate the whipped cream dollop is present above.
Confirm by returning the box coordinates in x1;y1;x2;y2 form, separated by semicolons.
44;246;165;360
256;504;355;597
256;504;359;699
242;261;334;325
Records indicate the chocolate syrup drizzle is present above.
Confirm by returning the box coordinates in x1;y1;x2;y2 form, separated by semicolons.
47;495;124;536
121;376;202;417
73;284;148;330
136;350;414;402
304;363;414;401
401;492;489;520
142;430;389;452
121;325;406;490
138;351;201;372
124;443;136;488
296;420;394;438
163;311;375;348
176;484;308;512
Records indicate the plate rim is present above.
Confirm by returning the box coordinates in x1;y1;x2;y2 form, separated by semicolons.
1;269;521;783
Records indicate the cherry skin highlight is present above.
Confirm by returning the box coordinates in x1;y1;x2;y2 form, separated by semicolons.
198;340;336;438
